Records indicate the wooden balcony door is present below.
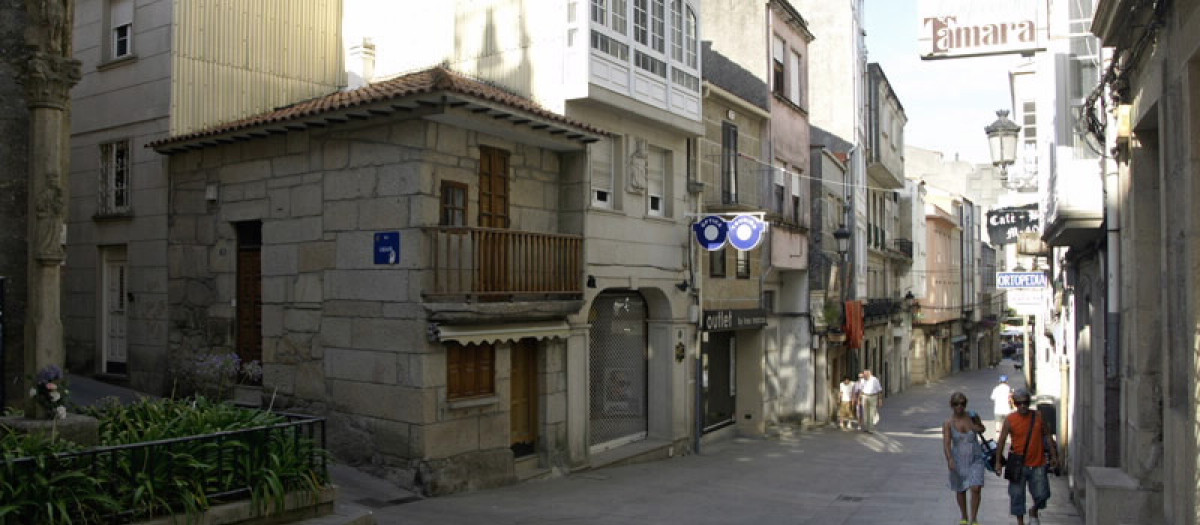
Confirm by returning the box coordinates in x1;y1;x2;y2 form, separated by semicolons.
478;146;510;294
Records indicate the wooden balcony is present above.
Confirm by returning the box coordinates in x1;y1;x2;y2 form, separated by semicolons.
425;227;583;300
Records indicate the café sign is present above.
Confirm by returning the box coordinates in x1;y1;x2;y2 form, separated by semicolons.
918;0;1046;60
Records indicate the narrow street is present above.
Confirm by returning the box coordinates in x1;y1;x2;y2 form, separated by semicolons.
349;360;1082;524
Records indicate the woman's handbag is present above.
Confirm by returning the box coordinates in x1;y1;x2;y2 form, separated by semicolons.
976;431;1004;473
1003;412;1038;482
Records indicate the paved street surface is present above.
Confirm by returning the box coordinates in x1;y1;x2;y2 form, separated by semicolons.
353;359;1082;525
69;360;1083;524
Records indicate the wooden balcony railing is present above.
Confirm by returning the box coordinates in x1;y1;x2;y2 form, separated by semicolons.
425;227;583;299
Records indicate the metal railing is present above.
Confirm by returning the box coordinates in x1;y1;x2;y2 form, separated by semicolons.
426;227;583;298
864;298;901;318
701;154;809;228
2;413;326;524
893;238;913;258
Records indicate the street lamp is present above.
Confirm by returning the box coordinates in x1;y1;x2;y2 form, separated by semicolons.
833;224;852;300
984;109;1021;185
833;224;851;257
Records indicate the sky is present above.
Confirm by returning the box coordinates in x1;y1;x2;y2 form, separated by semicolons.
863;0;1022;164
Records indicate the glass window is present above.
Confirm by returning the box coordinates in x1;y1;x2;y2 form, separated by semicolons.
99;140;131;215
440;181;468;226
110;0;133;59
772;35;785;97
685;8;697;68
592;138;614;208
650;0;665;52
647;146;666;216
721;122;738;204
633;0;647;45
670;1;682;61
611;0;627;33
710;248;726;277
736;250;750;278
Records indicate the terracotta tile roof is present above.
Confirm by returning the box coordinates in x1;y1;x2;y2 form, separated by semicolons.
150;66;607;151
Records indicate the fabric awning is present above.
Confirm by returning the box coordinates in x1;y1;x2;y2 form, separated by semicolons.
436;321;571;345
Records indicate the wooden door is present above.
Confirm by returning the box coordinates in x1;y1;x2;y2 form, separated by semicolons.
236;222;263;371
101;247;128;375
510;340;537;456
478;147;509;294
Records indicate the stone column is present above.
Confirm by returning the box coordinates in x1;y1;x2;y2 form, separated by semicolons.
22;0;79;379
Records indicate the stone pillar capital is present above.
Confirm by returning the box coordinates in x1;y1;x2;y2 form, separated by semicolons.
23;52;80;109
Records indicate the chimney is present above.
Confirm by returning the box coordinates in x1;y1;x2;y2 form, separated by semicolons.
347;37;376;89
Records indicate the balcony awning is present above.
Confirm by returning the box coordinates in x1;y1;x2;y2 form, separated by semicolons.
436;321;571;345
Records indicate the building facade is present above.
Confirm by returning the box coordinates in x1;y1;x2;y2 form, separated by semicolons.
862;63;909;394
1070;0;1200;523
64;0;344;393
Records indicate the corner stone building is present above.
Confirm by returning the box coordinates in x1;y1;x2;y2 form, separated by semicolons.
153;67;606;495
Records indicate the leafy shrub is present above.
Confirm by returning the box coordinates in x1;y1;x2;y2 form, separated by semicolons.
0;398;328;524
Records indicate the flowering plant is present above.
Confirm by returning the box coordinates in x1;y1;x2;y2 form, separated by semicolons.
28;364;70;420
170;351;263;400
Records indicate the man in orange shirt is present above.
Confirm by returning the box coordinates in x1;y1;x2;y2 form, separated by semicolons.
994;389;1059;525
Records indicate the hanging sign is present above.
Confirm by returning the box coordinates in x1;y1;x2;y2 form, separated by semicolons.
692;215;728;251
727;214;766;251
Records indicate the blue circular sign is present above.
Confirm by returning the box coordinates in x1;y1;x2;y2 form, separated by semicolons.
727;214;766;251
692;215;728;251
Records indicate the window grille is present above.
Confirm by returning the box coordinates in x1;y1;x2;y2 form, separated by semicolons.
98;141;131;215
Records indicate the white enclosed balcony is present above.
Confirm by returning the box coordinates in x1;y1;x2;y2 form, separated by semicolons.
568;0;703;124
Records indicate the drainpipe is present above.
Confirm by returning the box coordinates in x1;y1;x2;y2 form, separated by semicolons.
1102;115;1121;468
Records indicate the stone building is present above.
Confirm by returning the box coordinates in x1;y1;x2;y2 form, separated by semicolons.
152;67;608;495
862;63;911;394
64;0;343;393
335;0;704;493
696;0;814;439
1070;1;1200;523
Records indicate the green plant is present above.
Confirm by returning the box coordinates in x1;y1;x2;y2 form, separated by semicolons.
823;299;844;329
1;398;328;524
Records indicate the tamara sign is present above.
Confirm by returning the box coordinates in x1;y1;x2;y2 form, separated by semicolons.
918;0;1046;60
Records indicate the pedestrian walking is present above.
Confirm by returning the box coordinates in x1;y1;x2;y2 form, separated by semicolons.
990;375;1014;434
837;376;855;430
943;392;986;525
859;369;883;432
852;371;865;430
994;389;1060;525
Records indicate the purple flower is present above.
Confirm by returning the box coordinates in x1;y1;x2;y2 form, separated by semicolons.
36;364;63;384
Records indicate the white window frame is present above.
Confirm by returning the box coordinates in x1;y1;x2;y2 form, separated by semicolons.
591;138;615;208
109;0;134;60
647;146;666;217
99;140;132;215
790;49;802;106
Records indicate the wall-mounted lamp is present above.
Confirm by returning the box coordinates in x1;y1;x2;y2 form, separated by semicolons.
586;275;597;289
675;280;689;292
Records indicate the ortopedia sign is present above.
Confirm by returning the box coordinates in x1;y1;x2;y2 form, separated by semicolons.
918;0;1046;60
996;272;1048;288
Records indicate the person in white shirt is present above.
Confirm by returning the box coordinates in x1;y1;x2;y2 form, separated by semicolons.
860;369;884;432
838;376;856;431
990;375;1014;434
